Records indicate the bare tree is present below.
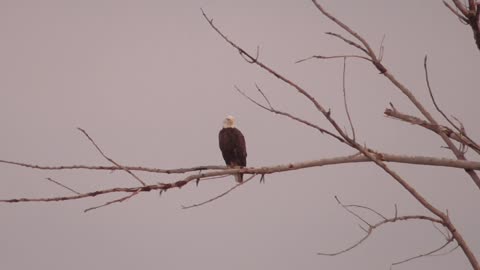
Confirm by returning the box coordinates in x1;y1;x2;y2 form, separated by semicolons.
0;1;479;269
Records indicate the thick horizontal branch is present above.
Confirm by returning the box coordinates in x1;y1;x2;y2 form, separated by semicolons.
3;153;480;204
0;160;224;174
2;152;480;179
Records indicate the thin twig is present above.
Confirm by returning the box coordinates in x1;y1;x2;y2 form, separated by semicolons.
77;128;146;186
443;1;469;23
384;108;480;155
452;0;470;16
429;244;460;257
295;54;371;64
341;57;356;141
335;196;371;227
343;204;388;221
45;177;80;195
182;174;256;209
84;188;141;213
432;221;450;240
391;237;454;267
0;160;225;174
325;32;369;55
254;83;273;109
234;85;346;143
424;56;462;134
318;214;444;256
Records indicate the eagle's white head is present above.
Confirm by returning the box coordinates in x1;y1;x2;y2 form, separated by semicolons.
223;115;236;128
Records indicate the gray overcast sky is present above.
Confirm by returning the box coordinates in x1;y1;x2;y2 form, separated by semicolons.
1;1;479;269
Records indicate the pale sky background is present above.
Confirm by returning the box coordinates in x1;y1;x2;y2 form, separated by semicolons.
0;0;479;269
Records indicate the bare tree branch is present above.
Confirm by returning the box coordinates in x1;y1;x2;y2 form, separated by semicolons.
78;128;146;186
341;57;356;141
84;188;141;213
384;108;480;155
391;237;454;267
295;54;371;64
45;177;81;195
318;214;445;256
182;174;256;209
0;159;224;174
3;152;480;182
445;0;480;50
5;151;480;205
443;1;469;23
325;32;369;55
234;85;346;143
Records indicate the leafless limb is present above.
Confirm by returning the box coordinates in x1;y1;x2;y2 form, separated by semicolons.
234;85;346;143
333;196;456;267
335;196;371;227
433;221;451;240
342;203;388;221
6;152;480;205
78;128;146;186
391;236;454;267
45;177;80;195
84;188;141;213
325;32;369;55
452;0;471;17
182;174;256;209
325;199;449;264
0;159;224;174
317;227;371;256
254;83;273;109
429;244;460;257
443;1;469;23
444;0;480;50
384;108;480;155
341;57;356;141
318;214;445;256
424;56;463;135
3;152;480;178
295;54;371;64
378;34;386;61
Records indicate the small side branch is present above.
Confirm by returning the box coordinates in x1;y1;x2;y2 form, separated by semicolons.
325;32;369;55
234;85;346;143
341;57;356;141
444;0;480;50
320;197;449;267
182;174;256;209
84;188;141;213
443;1;469;23
45;177;80;195
384;108;480;155
391;236;454;267
295;54;371;64
78;127;146;186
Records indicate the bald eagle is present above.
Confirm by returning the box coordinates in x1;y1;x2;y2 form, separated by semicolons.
219;115;247;183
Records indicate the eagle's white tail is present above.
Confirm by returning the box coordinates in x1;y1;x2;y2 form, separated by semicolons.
235;173;243;183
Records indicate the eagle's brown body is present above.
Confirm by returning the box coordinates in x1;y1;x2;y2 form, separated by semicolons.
219;126;247;183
